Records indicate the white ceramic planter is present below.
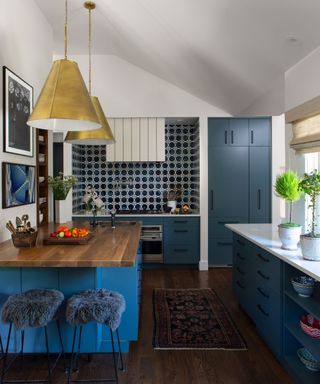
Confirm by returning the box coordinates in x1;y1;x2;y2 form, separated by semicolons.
167;200;177;213
300;235;320;261
278;224;302;251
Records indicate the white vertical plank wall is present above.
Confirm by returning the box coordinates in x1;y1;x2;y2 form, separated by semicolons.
156;117;165;161
107;118;115;161
140;118;149;161
106;117;165;162
131;118;140;160
114;118;124;162
123;118;132;161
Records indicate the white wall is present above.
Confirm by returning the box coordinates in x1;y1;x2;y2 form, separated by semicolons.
0;0;53;242
57;54;230;270
285;46;320;112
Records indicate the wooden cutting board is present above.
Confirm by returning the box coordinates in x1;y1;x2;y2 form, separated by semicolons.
43;232;94;245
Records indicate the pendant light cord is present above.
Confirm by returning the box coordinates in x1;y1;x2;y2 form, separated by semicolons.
64;0;68;59
88;6;92;95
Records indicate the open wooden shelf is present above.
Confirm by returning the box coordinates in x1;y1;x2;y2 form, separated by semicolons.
36;129;49;227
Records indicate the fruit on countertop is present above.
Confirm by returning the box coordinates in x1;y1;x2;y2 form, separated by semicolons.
50;226;89;239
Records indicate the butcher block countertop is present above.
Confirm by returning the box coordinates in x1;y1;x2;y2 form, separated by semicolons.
0;221;142;268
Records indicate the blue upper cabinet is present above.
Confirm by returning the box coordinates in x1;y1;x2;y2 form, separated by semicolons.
208;117;271;265
249;117;271;146
208;118;248;146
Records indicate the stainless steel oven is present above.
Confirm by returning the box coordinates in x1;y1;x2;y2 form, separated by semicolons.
140;225;163;263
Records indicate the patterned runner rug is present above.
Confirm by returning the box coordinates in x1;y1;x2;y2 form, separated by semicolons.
153;288;247;350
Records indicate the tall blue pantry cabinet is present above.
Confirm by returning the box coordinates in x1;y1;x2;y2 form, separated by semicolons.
208;117;271;265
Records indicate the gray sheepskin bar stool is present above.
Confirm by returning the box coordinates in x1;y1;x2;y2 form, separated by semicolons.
1;289;65;384
0;293;9;360
66;288;126;384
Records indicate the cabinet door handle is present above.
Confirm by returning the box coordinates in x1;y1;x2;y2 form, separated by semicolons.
236;281;245;289
174;248;188;252
236;266;245;276
257;304;269;317
174;229;188;233
218;220;239;224
231;130;234;144
211;190;214;211
257;189;261;210
236;239;245;246
257;287;269;299
237;252;245;261
257;253;270;263
173;220;188;224
257;270;270;280
218;242;232;246
224;130;228;144
251;130;254;144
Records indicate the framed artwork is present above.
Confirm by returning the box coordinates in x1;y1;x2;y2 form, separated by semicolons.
3;66;33;157
2;162;36;208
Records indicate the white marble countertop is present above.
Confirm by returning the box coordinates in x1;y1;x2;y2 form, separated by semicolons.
225;223;320;282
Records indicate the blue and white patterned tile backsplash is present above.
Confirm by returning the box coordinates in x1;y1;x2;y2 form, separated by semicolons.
72;123;200;213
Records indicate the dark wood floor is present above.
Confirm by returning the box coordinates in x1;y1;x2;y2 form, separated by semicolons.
1;267;294;383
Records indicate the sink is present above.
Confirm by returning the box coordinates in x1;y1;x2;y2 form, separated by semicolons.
98;221;137;227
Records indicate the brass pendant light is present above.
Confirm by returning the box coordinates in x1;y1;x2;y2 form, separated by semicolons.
65;1;115;145
27;0;100;132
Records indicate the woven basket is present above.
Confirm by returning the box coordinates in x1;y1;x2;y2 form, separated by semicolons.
11;231;38;248
300;314;320;339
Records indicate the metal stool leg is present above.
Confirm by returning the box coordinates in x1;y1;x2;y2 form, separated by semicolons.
0;335;4;358
109;329;118;384
73;326;83;373
56;320;67;373
19;329;25;370
44;326;52;384
68;326;78;384
115;329;124;371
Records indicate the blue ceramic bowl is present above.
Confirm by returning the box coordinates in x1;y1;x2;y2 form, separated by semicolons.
291;276;315;297
297;348;320;371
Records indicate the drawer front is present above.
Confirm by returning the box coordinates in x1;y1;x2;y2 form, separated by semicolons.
252;248;281;291
165;217;199;227
165;225;199;245
209;238;233;265
164;244;199;264
210;217;248;239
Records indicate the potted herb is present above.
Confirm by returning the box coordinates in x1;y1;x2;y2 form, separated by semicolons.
299;170;320;261
48;174;77;200
275;170;302;250
164;186;182;213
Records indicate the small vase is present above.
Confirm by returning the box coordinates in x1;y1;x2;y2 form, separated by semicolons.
55;200;71;224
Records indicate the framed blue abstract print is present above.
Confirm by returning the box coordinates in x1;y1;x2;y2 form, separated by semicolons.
2;162;36;208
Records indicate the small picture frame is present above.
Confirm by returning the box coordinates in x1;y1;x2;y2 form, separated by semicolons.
3;66;33;157
2;162;36;208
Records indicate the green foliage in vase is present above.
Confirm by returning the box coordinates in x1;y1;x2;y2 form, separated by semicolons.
299;170;320;237
274;170;301;225
48;173;77;200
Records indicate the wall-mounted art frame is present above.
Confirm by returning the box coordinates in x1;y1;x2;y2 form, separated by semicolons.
2;162;36;208
3;66;33;157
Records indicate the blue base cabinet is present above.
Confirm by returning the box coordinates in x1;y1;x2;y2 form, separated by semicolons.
0;251;142;354
208;117;271;265
232;234;282;358
163;217;200;264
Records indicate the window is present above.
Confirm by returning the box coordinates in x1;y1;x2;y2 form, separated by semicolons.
304;152;320;233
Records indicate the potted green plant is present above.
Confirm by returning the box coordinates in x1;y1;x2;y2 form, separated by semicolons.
48;174;77;223
274;170;302;250
48;174;77;200
299;170;320;261
164;185;182;213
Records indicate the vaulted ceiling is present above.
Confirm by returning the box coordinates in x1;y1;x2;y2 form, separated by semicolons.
35;0;320;115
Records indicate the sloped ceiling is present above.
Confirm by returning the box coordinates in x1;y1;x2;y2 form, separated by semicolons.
35;0;320;115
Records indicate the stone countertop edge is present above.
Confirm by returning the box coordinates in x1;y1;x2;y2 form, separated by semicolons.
225;223;320;282
72;213;201;217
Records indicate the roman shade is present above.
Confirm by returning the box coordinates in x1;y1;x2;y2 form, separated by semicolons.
290;114;320;153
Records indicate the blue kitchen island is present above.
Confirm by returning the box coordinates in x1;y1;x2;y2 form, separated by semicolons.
0;221;142;354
